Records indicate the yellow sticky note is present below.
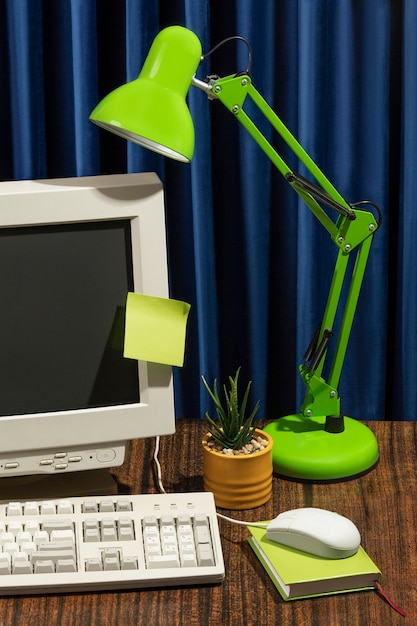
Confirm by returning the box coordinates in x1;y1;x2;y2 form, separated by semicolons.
123;292;191;367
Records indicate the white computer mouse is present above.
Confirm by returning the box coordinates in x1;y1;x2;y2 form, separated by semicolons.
266;507;361;559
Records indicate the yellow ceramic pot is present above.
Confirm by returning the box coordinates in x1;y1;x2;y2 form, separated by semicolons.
202;428;274;509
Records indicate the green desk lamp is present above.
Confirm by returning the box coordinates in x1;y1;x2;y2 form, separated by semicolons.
90;26;379;481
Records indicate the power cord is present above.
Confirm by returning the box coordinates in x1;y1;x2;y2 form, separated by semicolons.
200;35;252;75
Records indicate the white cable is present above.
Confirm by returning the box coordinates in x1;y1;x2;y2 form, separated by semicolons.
216;511;268;528
153;436;166;494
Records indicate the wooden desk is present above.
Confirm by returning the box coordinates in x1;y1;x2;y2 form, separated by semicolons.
0;420;415;626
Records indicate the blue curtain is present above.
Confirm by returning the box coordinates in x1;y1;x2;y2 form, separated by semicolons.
0;0;415;421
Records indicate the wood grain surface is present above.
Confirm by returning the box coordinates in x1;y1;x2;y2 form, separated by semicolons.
0;420;415;626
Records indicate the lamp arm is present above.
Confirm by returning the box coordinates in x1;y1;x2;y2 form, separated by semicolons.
193;74;356;238
192;73;379;420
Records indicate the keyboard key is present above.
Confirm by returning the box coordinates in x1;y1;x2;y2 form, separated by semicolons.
102;548;120;572
85;529;100;543
143;524;159;537
38;540;75;555
102;548;119;564
56;558;77;573
180;553;198;567
147;554;180;569
50;529;75;544
85;558;102;572
194;524;211;545
144;534;160;550
40;502;56;515
20;541;36;558
99;499;115;513
121;556;138;570
115;498;132;512
25;520;40;534
84;520;100;542
143;516;158;528
24;502;39;516
145;545;162;561
197;543;215;567
7;503;22;517
82;500;99;514
0;554;11;573
179;540;195;558
101;519;117;541
118;521;135;542
8;521;23;537
12;560;32;575
103;557;120;571
42;520;73;534
33;530;49;546
3;543;19;558
16;531;32;546
57;501;73;515
161;524;176;537
0;532;15;547
32;549;76;567
34;559;55;574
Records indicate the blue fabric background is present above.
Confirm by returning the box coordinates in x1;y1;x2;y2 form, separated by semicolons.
0;1;414;422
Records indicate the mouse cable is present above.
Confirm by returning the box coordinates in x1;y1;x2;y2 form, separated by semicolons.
216;512;267;528
153;438;268;529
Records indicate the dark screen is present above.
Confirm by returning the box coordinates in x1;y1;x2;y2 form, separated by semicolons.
0;220;139;416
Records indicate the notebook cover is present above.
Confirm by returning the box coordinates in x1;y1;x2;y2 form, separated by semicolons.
247;524;381;601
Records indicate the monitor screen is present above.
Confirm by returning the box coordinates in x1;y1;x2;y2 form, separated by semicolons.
0;220;139;416
0;173;175;492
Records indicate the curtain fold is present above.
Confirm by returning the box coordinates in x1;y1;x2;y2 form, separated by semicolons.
295;0;391;420
393;0;417;420
5;0;46;179
0;0;415;421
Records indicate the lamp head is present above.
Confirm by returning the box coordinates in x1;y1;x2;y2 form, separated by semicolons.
90;26;202;162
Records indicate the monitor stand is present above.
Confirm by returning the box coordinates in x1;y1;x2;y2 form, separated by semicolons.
0;469;118;502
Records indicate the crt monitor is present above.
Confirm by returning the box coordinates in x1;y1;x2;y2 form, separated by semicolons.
0;173;175;497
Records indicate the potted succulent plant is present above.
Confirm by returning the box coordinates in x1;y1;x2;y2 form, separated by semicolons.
201;368;273;509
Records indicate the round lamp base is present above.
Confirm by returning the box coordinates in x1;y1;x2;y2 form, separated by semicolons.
263;414;379;481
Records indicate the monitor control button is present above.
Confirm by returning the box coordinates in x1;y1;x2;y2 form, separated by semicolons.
96;449;116;463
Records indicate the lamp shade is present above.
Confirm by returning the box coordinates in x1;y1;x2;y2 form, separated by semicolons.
90;26;202;162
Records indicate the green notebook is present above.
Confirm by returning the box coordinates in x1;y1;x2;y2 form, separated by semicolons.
247;524;381;601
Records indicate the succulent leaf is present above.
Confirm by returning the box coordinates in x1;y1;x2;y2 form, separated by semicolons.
202;367;260;450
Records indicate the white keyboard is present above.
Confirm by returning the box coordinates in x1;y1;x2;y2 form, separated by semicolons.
0;491;225;595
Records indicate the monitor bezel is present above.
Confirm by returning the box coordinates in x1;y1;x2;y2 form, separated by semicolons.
0;173;175;476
